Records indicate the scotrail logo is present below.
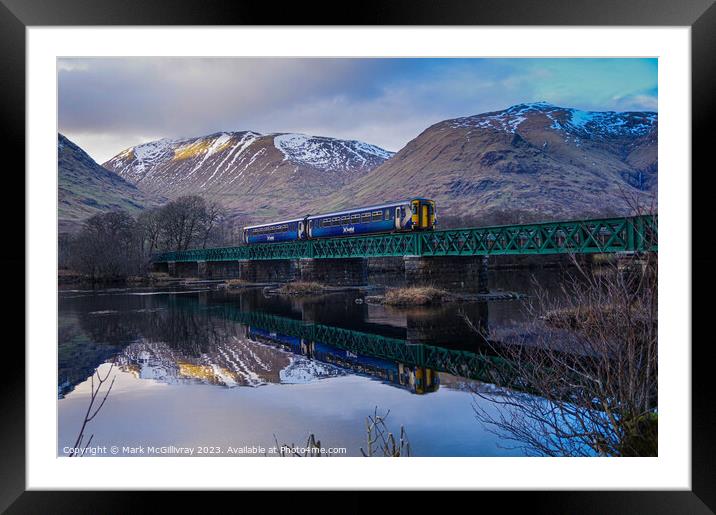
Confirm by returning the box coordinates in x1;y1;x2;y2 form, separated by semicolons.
342;226;355;234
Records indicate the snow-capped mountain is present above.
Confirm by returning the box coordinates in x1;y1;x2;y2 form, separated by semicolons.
103;131;394;220
58;134;161;233
318;102;657;223
449;101;657;139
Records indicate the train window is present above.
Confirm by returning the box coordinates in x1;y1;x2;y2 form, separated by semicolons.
385;209;390;218
333;217;340;226
361;213;370;223
351;214;360;223
341;216;349;225
372;211;382;222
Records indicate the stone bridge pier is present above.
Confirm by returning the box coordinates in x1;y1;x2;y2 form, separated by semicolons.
203;260;242;278
404;255;489;293
236;259;300;282
153;261;169;274
299;258;368;286
163;260;199;277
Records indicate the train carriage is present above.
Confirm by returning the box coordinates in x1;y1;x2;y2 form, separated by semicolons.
243;218;305;244
243;197;436;244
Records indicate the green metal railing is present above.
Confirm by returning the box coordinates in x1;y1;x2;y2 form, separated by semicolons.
154;214;657;263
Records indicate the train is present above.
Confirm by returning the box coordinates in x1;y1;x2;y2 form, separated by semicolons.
243;197;436;244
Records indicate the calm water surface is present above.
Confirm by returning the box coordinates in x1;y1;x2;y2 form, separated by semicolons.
58;269;567;457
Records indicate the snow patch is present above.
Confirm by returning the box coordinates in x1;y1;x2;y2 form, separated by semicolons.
274;133;393;172
449;102;657;139
279;355;345;384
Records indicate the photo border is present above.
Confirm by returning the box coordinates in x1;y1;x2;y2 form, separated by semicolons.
3;0;713;510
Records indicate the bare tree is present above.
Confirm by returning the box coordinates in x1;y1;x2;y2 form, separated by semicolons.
199;199;226;248
137;207;163;257
159;196;202;251
271;407;411;457
158;195;227;251
272;433;324;457
70;210;145;280
69;363;116;457
463;248;657;457
361;407;411;457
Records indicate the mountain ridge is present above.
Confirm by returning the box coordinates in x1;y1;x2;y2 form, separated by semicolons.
103;131;394;220
312;102;657;223
58;133;162;233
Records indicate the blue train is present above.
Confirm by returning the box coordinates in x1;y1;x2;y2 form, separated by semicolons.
243;197;436;244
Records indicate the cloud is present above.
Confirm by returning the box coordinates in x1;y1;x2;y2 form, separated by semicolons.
58;58;658;162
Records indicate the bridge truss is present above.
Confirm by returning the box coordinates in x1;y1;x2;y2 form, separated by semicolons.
154;215;657;263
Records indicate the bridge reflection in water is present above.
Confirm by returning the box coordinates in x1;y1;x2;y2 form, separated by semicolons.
60;286;520;397
169;290;514;396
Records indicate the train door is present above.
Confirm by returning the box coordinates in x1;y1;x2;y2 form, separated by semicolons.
411;199;434;230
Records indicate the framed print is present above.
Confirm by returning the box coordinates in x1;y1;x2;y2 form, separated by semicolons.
3;0;714;510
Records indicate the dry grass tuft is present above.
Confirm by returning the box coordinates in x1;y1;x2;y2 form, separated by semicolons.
277;281;325;295
383;286;448;306
223;278;249;288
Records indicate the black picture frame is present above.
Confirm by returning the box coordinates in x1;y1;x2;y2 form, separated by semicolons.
2;0;712;511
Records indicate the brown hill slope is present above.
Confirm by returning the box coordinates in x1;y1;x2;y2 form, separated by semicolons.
315;102;657;225
58;134;161;233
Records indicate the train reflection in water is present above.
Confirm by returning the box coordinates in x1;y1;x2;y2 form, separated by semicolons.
248;326;439;394
59;287;497;397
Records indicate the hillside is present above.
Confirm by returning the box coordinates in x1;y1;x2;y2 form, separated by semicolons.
315;102;657;225
103;131;393;221
58;134;161;233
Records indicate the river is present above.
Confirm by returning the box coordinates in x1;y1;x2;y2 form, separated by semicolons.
58;268;570;457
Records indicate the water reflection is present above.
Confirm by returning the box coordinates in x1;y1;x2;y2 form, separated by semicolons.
58;268;614;457
59;286;502;398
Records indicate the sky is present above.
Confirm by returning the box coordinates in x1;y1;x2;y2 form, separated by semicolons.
58;58;658;163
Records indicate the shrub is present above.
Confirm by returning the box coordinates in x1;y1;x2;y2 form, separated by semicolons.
383;286;448;306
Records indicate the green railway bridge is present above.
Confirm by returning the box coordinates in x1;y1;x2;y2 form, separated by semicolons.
153;215;657;291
